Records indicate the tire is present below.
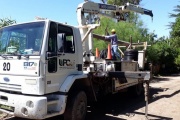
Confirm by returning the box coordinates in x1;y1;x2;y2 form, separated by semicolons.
124;49;138;61
64;91;87;120
129;83;144;96
135;83;144;96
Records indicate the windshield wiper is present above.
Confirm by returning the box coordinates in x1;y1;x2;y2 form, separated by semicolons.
0;54;7;59
15;54;29;59
2;52;30;59
22;55;29;59
0;54;13;59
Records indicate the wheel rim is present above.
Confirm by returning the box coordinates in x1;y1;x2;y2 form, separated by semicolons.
77;100;86;118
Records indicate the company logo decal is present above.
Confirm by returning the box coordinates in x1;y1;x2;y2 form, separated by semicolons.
59;59;75;69
23;62;37;70
3;77;10;82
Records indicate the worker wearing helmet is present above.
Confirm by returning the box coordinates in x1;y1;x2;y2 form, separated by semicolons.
104;29;121;60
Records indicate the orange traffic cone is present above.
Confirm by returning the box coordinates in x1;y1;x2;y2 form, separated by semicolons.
96;48;99;58
106;44;112;59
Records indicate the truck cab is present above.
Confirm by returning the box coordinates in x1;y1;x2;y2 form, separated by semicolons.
0;20;84;119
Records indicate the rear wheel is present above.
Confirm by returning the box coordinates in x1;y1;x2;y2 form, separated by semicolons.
135;83;144;96
129;83;144;96
64;91;87;120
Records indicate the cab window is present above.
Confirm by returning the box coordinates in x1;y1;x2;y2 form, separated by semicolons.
58;24;75;53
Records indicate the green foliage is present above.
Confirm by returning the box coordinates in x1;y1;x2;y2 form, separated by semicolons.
143;2;180;74
170;17;180;39
169;2;180;47
107;0;141;5
175;55;180;65
175;48;180;66
93;17;148;52
167;3;180;72
146;38;179;74
0;18;16;28
146;44;161;63
169;5;180;18
169;37;180;47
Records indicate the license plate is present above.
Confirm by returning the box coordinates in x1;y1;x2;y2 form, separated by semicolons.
0;104;14;112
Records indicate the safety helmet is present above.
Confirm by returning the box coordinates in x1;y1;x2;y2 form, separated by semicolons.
111;29;116;33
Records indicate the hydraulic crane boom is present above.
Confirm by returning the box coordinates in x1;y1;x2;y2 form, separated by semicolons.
98;2;153;20
121;2;153;17
77;1;153;60
77;1;153;25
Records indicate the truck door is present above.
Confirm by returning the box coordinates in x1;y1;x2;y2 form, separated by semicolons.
46;22;77;93
57;24;77;78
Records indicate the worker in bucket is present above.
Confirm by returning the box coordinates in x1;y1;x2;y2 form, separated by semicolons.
104;29;121;60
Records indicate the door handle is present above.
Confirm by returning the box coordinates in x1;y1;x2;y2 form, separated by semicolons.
58;53;65;56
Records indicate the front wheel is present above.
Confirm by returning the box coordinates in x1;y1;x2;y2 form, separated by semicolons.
64;91;87;120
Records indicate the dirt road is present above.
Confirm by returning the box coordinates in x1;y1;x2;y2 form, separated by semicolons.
84;75;180;120
1;75;180;120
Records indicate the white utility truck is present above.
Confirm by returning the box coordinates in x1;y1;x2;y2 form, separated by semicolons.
0;1;153;120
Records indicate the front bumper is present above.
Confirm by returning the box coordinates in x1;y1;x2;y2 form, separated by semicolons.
0;91;46;119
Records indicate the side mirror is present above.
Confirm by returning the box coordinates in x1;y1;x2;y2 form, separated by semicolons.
46;52;57;60
57;33;65;52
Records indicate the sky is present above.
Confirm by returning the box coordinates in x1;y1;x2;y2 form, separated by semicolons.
0;0;179;38
140;0;179;38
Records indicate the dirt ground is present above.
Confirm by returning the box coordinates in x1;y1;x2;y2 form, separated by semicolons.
85;75;180;120
1;75;180;120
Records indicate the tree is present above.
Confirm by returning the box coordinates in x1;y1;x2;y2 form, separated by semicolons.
170;17;180;38
0;18;16;28
169;6;180;47
168;2;180;30
169;4;180;18
107;0;141;5
93;17;149;51
146;36;179;74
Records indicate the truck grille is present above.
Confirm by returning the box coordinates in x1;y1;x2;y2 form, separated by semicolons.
0;83;21;92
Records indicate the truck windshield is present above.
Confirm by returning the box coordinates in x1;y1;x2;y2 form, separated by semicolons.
0;21;45;55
